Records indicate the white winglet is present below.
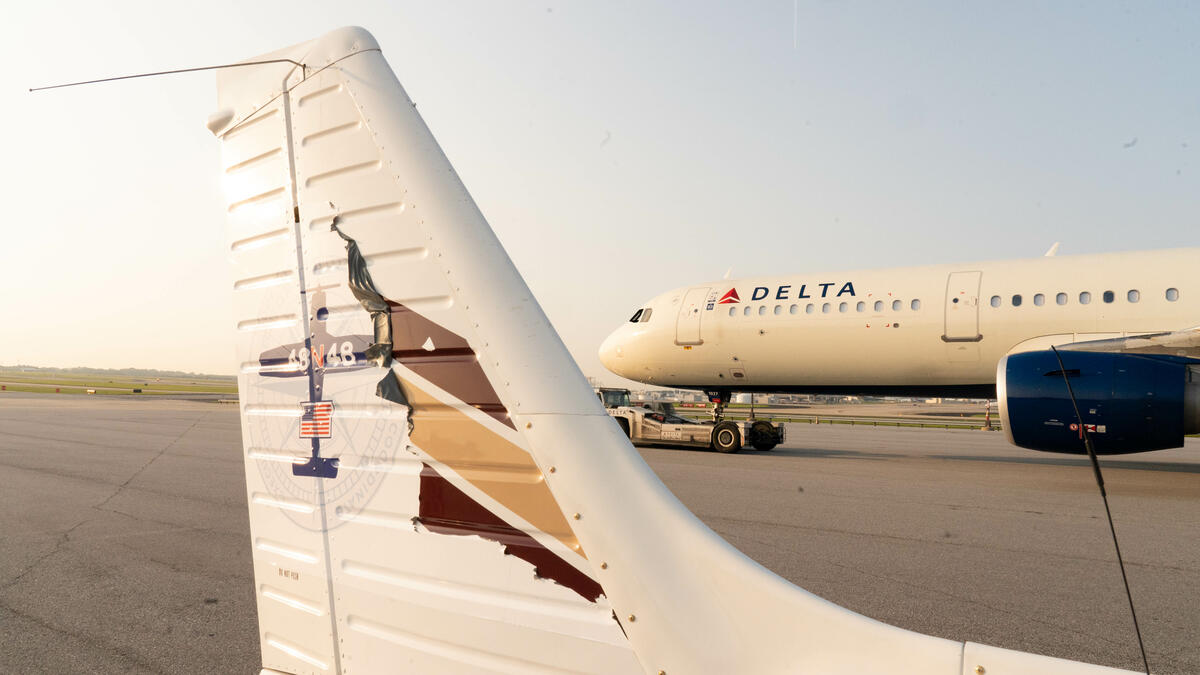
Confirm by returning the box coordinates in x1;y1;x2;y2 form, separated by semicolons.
217;27;1139;675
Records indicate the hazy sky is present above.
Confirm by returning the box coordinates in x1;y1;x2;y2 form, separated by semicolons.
1;2;1197;384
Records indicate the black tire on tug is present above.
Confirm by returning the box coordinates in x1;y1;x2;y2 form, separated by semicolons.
711;421;742;453
616;417;631;439
750;420;778;451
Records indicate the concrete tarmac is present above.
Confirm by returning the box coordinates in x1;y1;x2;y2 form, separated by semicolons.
0;394;254;673
650;425;1200;674
1;393;1196;673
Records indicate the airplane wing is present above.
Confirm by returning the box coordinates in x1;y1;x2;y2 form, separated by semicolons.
215;27;1142;675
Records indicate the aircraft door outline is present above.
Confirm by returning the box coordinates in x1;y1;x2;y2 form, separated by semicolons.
943;271;983;342
675;287;710;345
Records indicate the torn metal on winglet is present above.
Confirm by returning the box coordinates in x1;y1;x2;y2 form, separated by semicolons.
330;216;412;418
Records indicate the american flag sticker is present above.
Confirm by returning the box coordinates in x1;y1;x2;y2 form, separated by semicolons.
300;401;334;439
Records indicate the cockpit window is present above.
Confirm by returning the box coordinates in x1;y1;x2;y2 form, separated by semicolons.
629;309;643;323
639;308;653;322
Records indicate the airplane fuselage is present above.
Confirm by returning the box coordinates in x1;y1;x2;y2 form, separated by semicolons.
599;248;1200;397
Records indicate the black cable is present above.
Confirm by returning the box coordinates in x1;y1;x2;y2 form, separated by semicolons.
29;58;307;92
1049;346;1150;674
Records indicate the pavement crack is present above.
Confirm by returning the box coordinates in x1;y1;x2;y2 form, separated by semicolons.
0;518;92;592
0;598;167;674
95;412;210;510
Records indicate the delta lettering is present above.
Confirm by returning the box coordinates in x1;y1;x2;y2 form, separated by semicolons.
723;282;857;304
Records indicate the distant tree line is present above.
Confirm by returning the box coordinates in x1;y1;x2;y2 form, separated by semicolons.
0;364;235;381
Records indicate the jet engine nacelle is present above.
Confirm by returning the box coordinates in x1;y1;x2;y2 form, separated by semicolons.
997;350;1200;454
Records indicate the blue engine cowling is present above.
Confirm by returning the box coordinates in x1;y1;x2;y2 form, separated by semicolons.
998;350;1200;454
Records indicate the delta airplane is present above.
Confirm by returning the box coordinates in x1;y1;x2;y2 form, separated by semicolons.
600;252;1200;453
204;26;1159;675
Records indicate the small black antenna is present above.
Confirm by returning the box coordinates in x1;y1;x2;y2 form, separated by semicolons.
1049;346;1151;674
29;58;307;92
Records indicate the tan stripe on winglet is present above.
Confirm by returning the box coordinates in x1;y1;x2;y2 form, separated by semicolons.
401;377;583;558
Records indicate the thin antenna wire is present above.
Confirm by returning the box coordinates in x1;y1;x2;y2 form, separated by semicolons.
1049;346;1151;674
29;58;307;92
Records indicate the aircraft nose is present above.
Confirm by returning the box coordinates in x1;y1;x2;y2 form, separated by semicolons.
598;330;626;374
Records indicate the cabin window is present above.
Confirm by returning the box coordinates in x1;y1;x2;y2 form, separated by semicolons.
1167;288;1179;301
743;306;752;316
990;295;1001;307
1033;294;1045;306
806;303;815;314
856;301;866;312
1056;292;1067;305
1080;291;1092;304
822;303;831;313
1012;295;1022;307
728;307;736;317
838;302;848;312
640;308;653;322
910;299;921;311
789;304;799;315
874;300;884;312
629;309;643;322
773;305;782;315
1127;290;1140;303
758;305;767;315
892;299;902;311
1103;290;1114;303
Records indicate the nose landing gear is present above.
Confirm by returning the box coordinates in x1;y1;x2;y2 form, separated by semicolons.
706;390;731;422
